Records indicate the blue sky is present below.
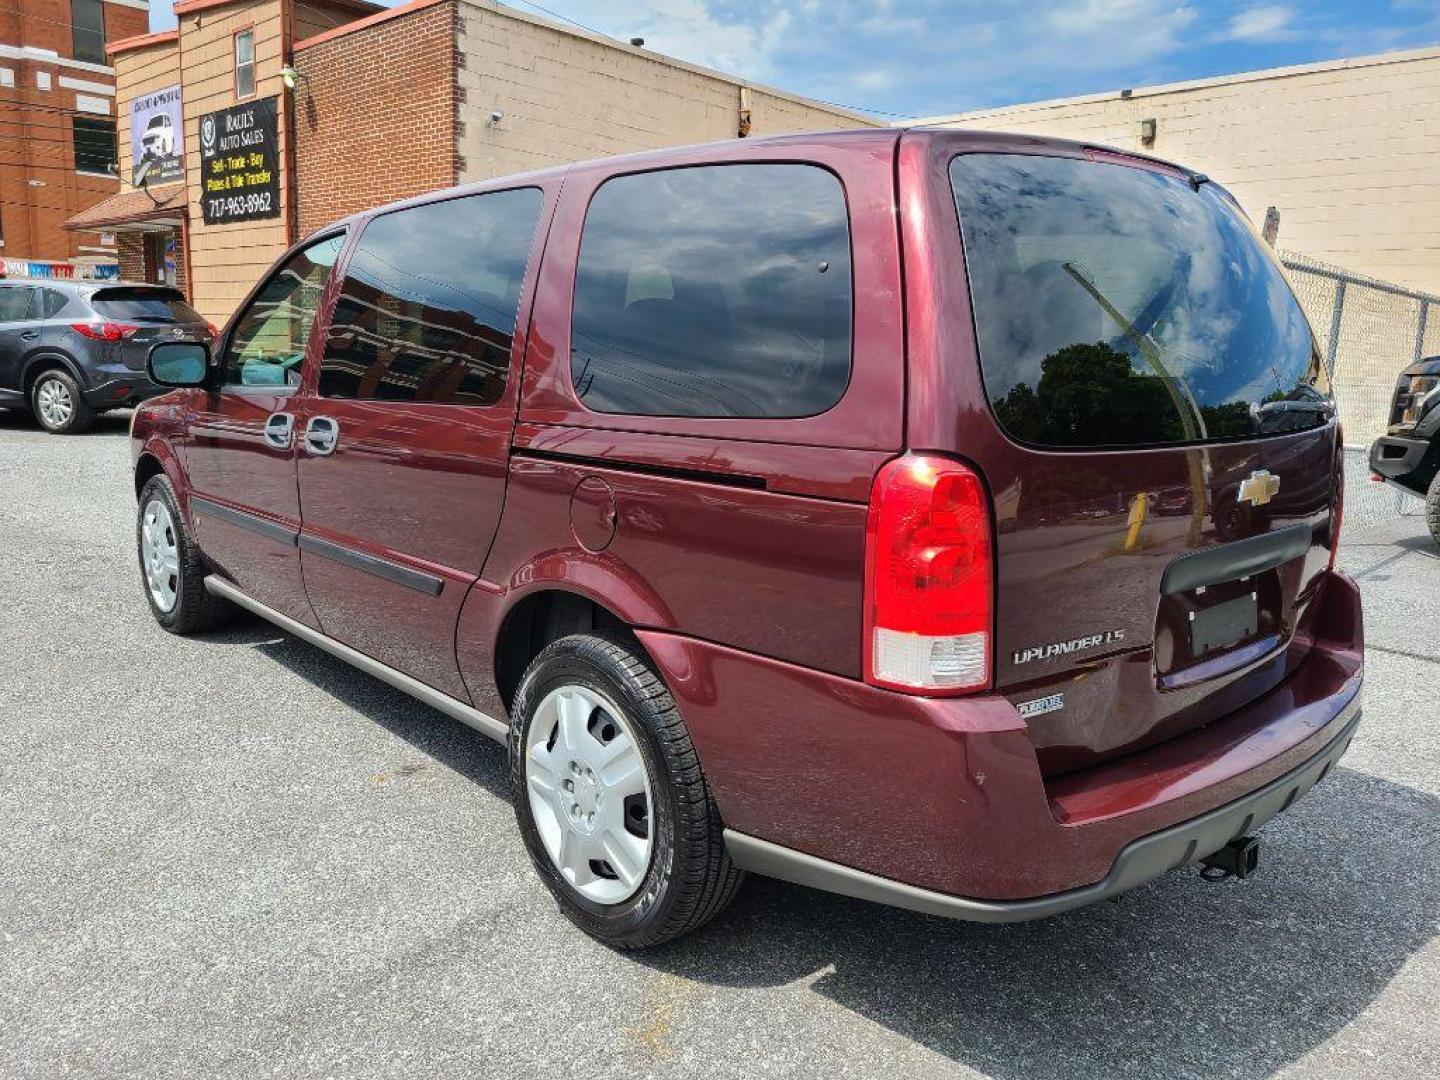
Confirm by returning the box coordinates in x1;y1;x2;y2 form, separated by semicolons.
150;1;1440;117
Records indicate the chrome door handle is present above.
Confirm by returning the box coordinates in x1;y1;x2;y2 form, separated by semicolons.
20;331;39;340
263;412;294;449
304;415;339;456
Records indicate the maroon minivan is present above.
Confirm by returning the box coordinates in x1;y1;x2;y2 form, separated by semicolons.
131;129;1362;947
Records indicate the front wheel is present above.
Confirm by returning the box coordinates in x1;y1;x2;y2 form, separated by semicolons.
137;474;233;633
509;634;743;948
31;369;94;434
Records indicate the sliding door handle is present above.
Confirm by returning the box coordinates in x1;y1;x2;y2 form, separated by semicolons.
304;415;339;456
262;412;294;449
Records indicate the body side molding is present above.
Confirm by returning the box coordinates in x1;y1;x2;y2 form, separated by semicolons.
204;575;508;743
190;496;299;546
298;533;445;596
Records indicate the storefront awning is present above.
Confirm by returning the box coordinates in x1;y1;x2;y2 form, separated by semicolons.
64;186;186;233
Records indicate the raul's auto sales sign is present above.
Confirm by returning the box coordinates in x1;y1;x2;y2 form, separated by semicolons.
199;97;281;225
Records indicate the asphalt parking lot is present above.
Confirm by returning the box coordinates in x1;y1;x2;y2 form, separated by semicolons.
1;412;1436;1080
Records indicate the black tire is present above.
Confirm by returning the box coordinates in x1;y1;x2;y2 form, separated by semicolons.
509;633;743;948
1427;470;1440;547
136;473;234;634
30;368;95;434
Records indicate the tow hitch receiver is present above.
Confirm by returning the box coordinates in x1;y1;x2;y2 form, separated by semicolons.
1199;836;1261;881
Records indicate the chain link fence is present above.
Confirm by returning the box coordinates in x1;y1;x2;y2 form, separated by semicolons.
1280;252;1436;528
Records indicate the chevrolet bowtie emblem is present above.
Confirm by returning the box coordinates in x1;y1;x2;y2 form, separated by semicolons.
1238;469;1281;507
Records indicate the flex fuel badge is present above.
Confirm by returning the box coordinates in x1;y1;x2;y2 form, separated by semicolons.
1017;693;1065;718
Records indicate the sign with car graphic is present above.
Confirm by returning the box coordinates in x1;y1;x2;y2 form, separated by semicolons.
130;85;183;187
198;97;281;225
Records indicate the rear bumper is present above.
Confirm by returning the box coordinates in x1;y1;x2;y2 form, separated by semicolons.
725;703;1360;921
82;368;164;408
639;569;1363;915
1369;433;1430;491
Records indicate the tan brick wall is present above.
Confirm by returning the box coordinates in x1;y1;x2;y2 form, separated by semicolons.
922;46;1440;295
177;0;292;324
114;38;181;189
293;0;457;235
454;0;877;182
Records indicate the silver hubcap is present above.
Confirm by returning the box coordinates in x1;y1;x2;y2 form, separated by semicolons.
140;498;180;612
36;377;73;428
525;685;654;905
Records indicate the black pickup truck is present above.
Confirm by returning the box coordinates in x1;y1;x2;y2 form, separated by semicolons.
1370;354;1440;542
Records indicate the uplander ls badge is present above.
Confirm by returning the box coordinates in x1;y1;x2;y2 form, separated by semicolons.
1013;629;1125;666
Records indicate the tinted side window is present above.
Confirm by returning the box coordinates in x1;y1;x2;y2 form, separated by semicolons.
39;289;68;318
0;287;36;322
571;164;852;419
319;188;543;405
223;234;345;387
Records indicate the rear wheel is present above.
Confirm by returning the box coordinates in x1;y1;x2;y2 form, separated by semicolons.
137;474;233;633
1426;470;1440;547
31;369;94;434
510;633;743;948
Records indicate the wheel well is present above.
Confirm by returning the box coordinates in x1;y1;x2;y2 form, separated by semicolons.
134;454;165;500
23;354;80;394
494;590;634;709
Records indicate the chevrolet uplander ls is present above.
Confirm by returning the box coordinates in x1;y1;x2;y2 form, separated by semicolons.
131;129;1363;948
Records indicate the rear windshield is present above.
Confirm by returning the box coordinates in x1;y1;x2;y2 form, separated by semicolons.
90;288;203;324
950;153;1330;449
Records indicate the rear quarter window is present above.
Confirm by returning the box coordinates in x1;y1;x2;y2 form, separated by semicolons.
570;163;853;419
950;153;1329;449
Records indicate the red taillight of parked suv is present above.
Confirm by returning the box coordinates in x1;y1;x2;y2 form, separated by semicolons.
71;321;140;341
864;455;993;694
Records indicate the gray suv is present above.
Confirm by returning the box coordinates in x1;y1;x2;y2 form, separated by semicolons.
0;279;212;433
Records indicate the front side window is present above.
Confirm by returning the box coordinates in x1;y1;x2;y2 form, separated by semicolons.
71;0;105;65
571;164;853;419
234;29;255;98
222;234;344;387
319;188;543;405
950;153;1328;449
73;117;116;175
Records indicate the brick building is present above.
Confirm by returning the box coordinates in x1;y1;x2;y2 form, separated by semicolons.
68;0;876;323
1;0;148;272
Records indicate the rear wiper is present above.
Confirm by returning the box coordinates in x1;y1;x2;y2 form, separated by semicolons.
1061;262;1208;442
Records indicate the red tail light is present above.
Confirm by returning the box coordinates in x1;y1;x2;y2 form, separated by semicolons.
1329;428;1345;571
71;322;139;342
864;454;993;694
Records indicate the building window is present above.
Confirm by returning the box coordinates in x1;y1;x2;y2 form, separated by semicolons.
71;0;106;65
73;116;117;175
234;29;256;98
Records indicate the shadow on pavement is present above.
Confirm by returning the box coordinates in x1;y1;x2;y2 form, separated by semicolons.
642;767;1439;1079
198;617;1438;1078
199;613;510;800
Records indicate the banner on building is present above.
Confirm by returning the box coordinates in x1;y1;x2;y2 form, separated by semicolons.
131;85;184;187
198;96;281;225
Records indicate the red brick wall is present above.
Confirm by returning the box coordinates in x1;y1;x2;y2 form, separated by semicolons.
115;232;146;280
292;0;458;236
0;0;140;262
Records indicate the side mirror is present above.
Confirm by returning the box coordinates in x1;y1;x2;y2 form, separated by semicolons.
147;342;210;387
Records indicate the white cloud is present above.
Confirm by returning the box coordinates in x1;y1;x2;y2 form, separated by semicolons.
854;68;895;90
1224;5;1296;42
